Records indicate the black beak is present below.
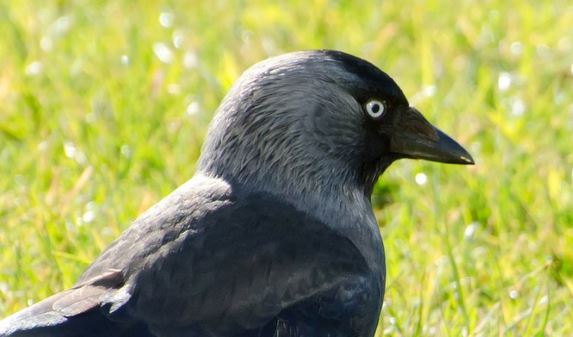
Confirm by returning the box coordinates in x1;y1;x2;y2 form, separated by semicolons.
389;107;474;165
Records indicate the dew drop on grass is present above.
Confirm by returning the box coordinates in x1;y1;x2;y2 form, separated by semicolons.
427;326;437;336
25;61;43;76
172;32;183;49
509;289;519;299
40;36;53;51
410;85;436;105
159;12;174;28
464;222;478;240
498;72;512;91
423;85;436;97
64;141;87;164
52;16;73;36
82;210;95;223
64;141;77;159
415;172;428;186
120;54;130;65
184;51;198;69
510;41;523;56
120;144;132;158
186;101;200;116
37;140;49;152
510;97;526;116
153;42;174;64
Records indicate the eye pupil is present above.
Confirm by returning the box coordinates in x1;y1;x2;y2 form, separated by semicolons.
371;104;380;113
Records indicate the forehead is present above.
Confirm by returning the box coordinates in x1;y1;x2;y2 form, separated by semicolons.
321;51;409;106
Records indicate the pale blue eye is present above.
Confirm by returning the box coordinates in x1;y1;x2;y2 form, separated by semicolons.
366;100;385;118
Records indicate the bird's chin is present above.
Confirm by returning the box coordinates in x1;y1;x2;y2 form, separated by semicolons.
360;155;399;196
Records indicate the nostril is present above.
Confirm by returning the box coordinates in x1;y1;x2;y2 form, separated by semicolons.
401;107;439;141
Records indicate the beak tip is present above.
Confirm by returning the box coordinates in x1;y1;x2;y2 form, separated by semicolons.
434;129;475;166
459;154;475;165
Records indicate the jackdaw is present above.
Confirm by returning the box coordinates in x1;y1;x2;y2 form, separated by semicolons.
0;50;473;337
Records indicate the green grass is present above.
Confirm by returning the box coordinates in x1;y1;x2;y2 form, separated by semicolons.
1;0;572;335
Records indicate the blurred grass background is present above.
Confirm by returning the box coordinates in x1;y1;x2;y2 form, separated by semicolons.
1;0;572;335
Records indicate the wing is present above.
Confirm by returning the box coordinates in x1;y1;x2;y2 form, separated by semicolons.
1;176;379;337
0;270;152;337
0;175;227;337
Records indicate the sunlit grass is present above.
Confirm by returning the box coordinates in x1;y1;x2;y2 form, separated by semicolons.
1;0;572;335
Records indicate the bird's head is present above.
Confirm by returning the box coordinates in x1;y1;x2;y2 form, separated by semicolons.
199;50;473;198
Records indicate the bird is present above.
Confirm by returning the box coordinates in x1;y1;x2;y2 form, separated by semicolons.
0;50;473;337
